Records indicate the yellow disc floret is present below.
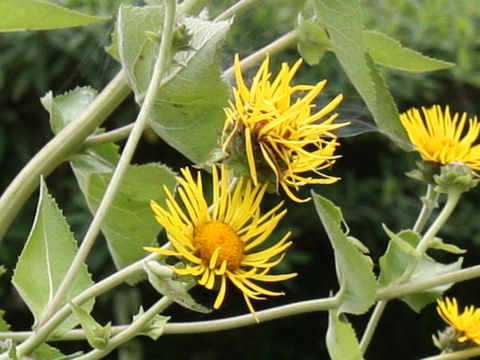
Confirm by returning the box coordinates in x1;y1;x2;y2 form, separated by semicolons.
193;220;244;271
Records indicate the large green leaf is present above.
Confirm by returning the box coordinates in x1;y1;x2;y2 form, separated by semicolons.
114;5;231;164
0;0;109;32
364;30;454;73
312;0;410;149
326;309;364;360
11;179;94;334
78;163;177;276
378;227;463;312
312;192;376;315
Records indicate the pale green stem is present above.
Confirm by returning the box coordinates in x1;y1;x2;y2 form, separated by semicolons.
376;264;480;300
214;0;262;21
413;184;439;234
39;0;178;334
83;123;134;148
359;186;459;354
75;297;173;360
358;300;387;353
0;71;130;244
420;347;480;360
401;188;462;282
178;0;210;15
4;263;480;343
0;252;158;359
222;30;299;82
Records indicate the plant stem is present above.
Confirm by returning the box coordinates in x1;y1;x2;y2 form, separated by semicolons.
178;0;210;15
83;124;134;148
420;347;480;360
359;186;460;354
359;300;387;353
75;297;173;360
413;184;439;234
4;262;480;343
0;251;159;359
38;0;178;339
214;0;262;21
222;30;299;82
0;71;130;244
376;264;480;300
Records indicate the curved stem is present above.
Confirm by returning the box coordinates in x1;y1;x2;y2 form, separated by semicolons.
222;30;299;82
4;263;480;343
359;186;460;354
413;184;439;234
24;1;178;354
178;0;210;16
0;252;158;359
83;123;134;148
214;0;261;21
0;71;130;244
75;297;173;360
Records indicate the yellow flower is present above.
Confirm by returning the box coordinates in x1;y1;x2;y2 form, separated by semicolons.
437;297;480;345
222;55;347;202
400;105;480;171
144;166;296;320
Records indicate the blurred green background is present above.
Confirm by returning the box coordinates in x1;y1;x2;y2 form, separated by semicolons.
1;0;480;359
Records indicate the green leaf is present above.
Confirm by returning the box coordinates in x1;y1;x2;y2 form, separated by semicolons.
40;87;97;135
312;192;376;315
71;303;111;349
312;0;410;149
115;5;231;164
296;14;329;65
430;237;467;255
144;261;212;313
364;30;454;73
378;227;463;312
0;310;10;331
31;343;80;360
0;0;109;32
133;307;169;340
77;163;177;282
326;309;364;360
11;179;94;334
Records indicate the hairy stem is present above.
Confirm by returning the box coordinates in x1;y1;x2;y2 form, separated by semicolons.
0;71;130;244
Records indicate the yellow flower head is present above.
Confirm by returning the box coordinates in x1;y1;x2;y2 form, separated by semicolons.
400;105;480;171
437;297;480;345
144;166;296;320
222;55;347;202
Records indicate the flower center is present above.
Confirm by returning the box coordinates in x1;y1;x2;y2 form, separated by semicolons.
424;137;467;158
193;220;244;270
